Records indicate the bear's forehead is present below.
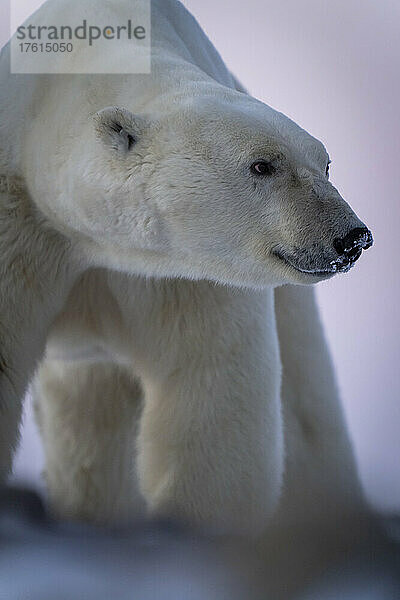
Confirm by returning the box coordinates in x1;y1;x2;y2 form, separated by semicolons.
166;94;328;170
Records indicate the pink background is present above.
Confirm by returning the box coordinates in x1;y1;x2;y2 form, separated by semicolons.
2;1;399;512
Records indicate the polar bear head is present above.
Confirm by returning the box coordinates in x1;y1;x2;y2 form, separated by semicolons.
70;89;372;288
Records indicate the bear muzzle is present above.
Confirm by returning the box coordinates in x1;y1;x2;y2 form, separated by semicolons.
273;225;373;277
331;226;373;272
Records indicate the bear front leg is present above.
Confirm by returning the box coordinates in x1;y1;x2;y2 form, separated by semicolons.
273;284;363;522
0;376;23;481
0;182;79;480
136;282;283;536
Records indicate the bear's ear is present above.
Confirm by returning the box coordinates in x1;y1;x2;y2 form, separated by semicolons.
93;106;146;154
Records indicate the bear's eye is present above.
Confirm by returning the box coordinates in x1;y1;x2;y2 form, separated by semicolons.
250;160;276;177
326;160;331;178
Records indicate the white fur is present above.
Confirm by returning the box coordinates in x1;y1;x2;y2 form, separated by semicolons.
0;0;367;535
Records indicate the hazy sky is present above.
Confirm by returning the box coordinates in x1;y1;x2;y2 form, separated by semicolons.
3;0;400;512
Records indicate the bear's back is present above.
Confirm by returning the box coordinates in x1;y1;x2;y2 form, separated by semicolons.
0;0;236;176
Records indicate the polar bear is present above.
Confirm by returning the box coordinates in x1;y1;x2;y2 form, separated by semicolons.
0;0;373;536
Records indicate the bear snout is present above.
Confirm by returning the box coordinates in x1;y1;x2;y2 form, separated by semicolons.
273;223;373;278
331;226;373;272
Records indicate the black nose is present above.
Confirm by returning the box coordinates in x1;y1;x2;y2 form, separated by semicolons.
333;227;373;270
